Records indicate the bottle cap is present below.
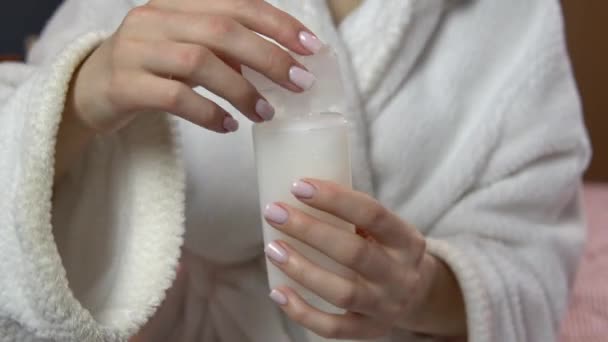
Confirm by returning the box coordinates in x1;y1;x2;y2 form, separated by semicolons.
243;46;346;119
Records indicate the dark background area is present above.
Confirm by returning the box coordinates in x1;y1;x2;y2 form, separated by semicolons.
561;0;608;182
0;1;606;181
0;1;62;57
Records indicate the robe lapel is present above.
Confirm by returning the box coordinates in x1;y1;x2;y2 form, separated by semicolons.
339;0;448;118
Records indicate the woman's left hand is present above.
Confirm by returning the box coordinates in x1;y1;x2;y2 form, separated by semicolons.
262;179;442;339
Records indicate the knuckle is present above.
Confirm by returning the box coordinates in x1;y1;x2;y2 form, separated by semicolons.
289;304;309;324
384;299;404;317
361;202;388;227
199;103;225;125
289;258;307;281
319;322;343;339
381;294;408;319
204;15;238;38
405;271;422;293
335;283;357;309
124;6;155;26
397;296;410;313
232;83;258;107
289;211;310;233
294;217;322;244
274;23;297;43
321;181;343;203
347;240;371;268
232;0;259;9
412;236;427;264
263;46;292;78
178;47;212;76
208;103;225;119
161;83;186;110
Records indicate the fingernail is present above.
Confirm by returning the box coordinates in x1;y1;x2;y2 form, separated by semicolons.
269;289;288;305
265;241;288;263
264;203;289;224
289;66;316;90
223;117;239;132
298;31;324;54
291;180;316;199
256;99;275;121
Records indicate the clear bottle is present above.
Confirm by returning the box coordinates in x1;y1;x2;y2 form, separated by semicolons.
253;112;354;308
248;48;358;341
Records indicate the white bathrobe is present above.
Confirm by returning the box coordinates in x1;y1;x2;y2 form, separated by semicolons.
0;0;591;341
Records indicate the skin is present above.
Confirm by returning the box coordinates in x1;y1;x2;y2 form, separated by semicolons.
327;0;363;24
55;0;316;182
53;0;467;339
265;179;467;339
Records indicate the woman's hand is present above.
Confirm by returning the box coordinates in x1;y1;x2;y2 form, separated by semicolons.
262;179;466;339
68;0;322;133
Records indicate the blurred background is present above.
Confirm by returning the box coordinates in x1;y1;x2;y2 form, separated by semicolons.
0;0;605;181
561;1;607;182
0;1;62;59
0;2;606;341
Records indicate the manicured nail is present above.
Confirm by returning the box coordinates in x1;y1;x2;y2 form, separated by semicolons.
265;241;288;263
291;180;316;199
264;203;289;224
223;117;239;132
289;66;316;90
256;99;275;121
269;289;288;305
298;31;323;54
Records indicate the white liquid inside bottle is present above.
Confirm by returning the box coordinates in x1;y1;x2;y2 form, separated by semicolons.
253;113;357;342
248;46;364;342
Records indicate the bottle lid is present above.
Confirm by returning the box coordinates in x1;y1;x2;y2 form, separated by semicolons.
243;46;346;119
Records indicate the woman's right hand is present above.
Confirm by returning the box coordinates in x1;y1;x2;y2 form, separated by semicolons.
68;0;322;134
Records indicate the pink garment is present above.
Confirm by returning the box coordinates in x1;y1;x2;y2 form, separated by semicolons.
560;183;608;342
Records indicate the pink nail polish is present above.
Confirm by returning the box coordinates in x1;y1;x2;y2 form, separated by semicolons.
298;31;324;54
289;66;316;91
264;203;289;224
265;241;288;263
291;180;316;199
223;117;239;132
269;289;288;305
256;99;275;121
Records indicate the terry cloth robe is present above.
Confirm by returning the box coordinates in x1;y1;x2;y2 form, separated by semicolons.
0;0;590;341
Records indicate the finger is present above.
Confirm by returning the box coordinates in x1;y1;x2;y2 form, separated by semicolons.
216;52;242;74
148;0;321;55
109;71;238;133
290;179;424;251
263;203;392;280
213;0;322;55
134;40;274;122
125;8;314;92
265;240;376;313
269;287;388;340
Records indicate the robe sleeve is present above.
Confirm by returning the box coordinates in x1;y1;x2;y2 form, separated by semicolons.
425;5;591;341
0;1;184;340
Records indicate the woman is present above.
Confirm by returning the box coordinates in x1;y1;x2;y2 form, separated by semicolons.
0;0;590;341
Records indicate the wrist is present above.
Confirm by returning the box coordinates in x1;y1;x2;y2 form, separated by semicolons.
397;252;467;337
397;252;441;329
67;41;133;134
54;53;101;183
66;47;109;133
